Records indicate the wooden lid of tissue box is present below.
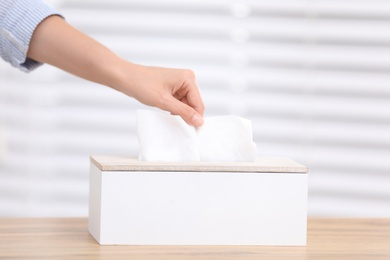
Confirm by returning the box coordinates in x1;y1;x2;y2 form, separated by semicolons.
90;156;308;173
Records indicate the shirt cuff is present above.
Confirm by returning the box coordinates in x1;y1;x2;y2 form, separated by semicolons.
1;0;62;72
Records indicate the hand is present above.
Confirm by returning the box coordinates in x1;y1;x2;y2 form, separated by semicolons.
112;63;204;126
27;16;205;126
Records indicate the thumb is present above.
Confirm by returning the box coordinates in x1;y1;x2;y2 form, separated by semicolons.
162;96;204;127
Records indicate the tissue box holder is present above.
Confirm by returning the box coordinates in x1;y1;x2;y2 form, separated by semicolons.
89;156;308;245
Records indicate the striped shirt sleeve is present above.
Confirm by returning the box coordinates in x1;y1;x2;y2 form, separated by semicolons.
0;0;62;72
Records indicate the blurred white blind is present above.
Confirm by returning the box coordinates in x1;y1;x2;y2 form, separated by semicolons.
0;0;389;217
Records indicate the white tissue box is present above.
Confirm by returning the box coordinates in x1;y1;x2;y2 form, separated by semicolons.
89;156;308;246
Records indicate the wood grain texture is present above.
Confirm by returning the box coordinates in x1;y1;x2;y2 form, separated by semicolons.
90;155;308;173
0;218;389;260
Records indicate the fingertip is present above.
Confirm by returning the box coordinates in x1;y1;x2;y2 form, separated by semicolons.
190;113;204;127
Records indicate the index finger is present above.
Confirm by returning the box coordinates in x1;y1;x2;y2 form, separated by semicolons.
186;81;205;116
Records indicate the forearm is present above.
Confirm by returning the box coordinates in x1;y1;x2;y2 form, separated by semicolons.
27;15;126;90
27;15;204;126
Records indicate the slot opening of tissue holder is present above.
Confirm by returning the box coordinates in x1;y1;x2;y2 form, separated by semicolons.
89;156;308;246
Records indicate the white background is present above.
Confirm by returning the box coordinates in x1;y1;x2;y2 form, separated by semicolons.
0;0;389;217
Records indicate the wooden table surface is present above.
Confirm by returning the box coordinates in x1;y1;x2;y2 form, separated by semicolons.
0;218;389;260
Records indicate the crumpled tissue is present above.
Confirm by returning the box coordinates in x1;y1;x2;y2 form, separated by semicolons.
137;109;257;162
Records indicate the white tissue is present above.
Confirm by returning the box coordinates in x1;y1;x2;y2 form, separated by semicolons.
137;109;257;162
197;116;257;162
137;109;199;161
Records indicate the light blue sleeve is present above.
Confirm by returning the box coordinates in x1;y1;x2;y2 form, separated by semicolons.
0;0;62;72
